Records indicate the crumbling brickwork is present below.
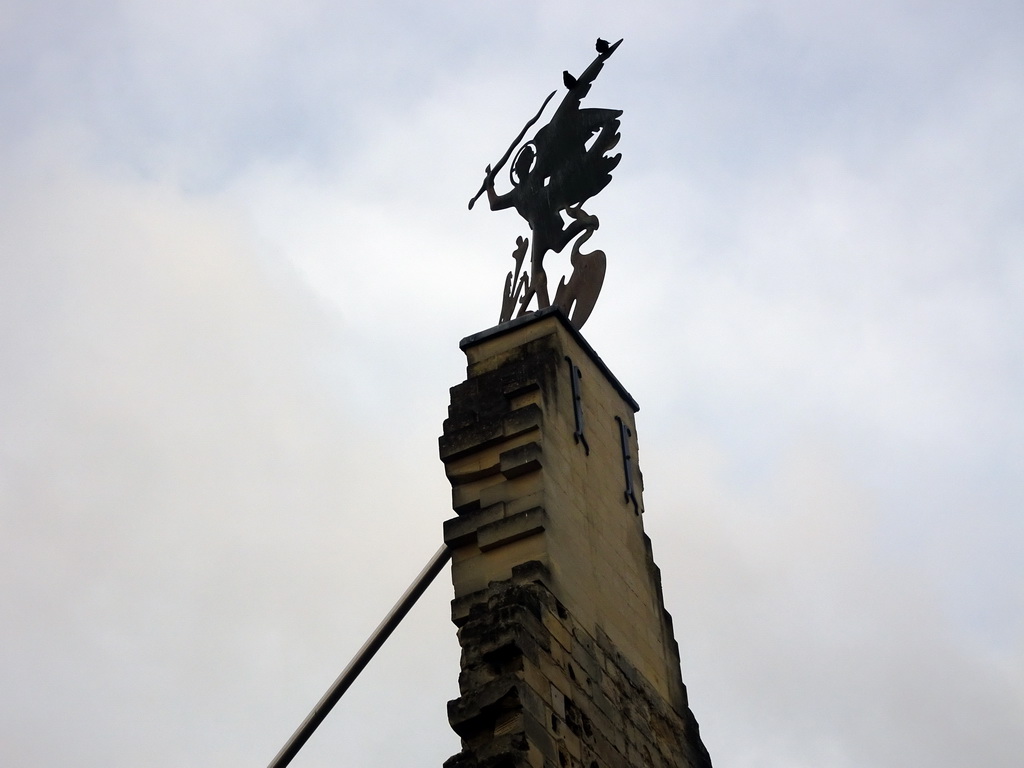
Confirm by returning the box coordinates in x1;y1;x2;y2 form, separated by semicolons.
441;310;711;768
445;564;711;768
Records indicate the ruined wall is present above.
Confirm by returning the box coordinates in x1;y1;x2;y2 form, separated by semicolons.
440;309;711;768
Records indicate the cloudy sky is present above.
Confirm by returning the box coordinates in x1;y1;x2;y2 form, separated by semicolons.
2;1;1021;766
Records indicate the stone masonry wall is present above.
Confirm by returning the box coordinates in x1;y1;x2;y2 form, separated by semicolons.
445;564;712;768
441;310;711;768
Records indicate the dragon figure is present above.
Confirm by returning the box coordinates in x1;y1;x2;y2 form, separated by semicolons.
469;38;623;330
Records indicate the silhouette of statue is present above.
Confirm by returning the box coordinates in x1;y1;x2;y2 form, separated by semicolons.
470;39;623;329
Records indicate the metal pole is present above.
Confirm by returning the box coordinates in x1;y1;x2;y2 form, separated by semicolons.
267;543;452;768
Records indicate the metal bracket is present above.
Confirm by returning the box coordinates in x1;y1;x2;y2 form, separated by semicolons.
565;356;589;455
615;415;639;515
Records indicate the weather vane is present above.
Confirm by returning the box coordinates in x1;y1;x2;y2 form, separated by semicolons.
470;38;623;330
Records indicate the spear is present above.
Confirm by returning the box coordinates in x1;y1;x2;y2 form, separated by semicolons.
468;89;557;210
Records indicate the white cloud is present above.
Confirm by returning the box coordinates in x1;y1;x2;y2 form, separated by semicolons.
647;437;1023;768
0;132;461;766
1;2;1021;766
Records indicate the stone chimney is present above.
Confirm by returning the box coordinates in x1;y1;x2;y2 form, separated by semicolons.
439;308;711;768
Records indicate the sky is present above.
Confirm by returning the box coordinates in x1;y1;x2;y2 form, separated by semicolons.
1;1;1021;766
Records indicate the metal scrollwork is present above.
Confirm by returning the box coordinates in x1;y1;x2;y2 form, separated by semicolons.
470;38;623;330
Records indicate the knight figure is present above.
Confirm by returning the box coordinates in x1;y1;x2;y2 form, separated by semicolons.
469;38;624;330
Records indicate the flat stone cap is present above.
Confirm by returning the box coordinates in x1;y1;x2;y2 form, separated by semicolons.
460;307;639;413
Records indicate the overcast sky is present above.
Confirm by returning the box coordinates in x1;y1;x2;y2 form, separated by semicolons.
1;2;1022;766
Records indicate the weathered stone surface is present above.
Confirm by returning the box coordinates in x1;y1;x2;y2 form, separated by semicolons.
478;507;548;552
441;311;710;768
445;576;711;768
499;442;544;479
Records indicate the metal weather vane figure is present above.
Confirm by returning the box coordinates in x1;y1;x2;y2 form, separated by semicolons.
469;38;623;330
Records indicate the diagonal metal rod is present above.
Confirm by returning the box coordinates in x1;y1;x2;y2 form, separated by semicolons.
267;543;452;768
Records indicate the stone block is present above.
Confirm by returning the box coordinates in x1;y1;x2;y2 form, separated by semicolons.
500;441;544;479
479;507;548;552
444;504;506;548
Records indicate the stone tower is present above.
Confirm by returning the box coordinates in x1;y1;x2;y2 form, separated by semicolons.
439;308;711;768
